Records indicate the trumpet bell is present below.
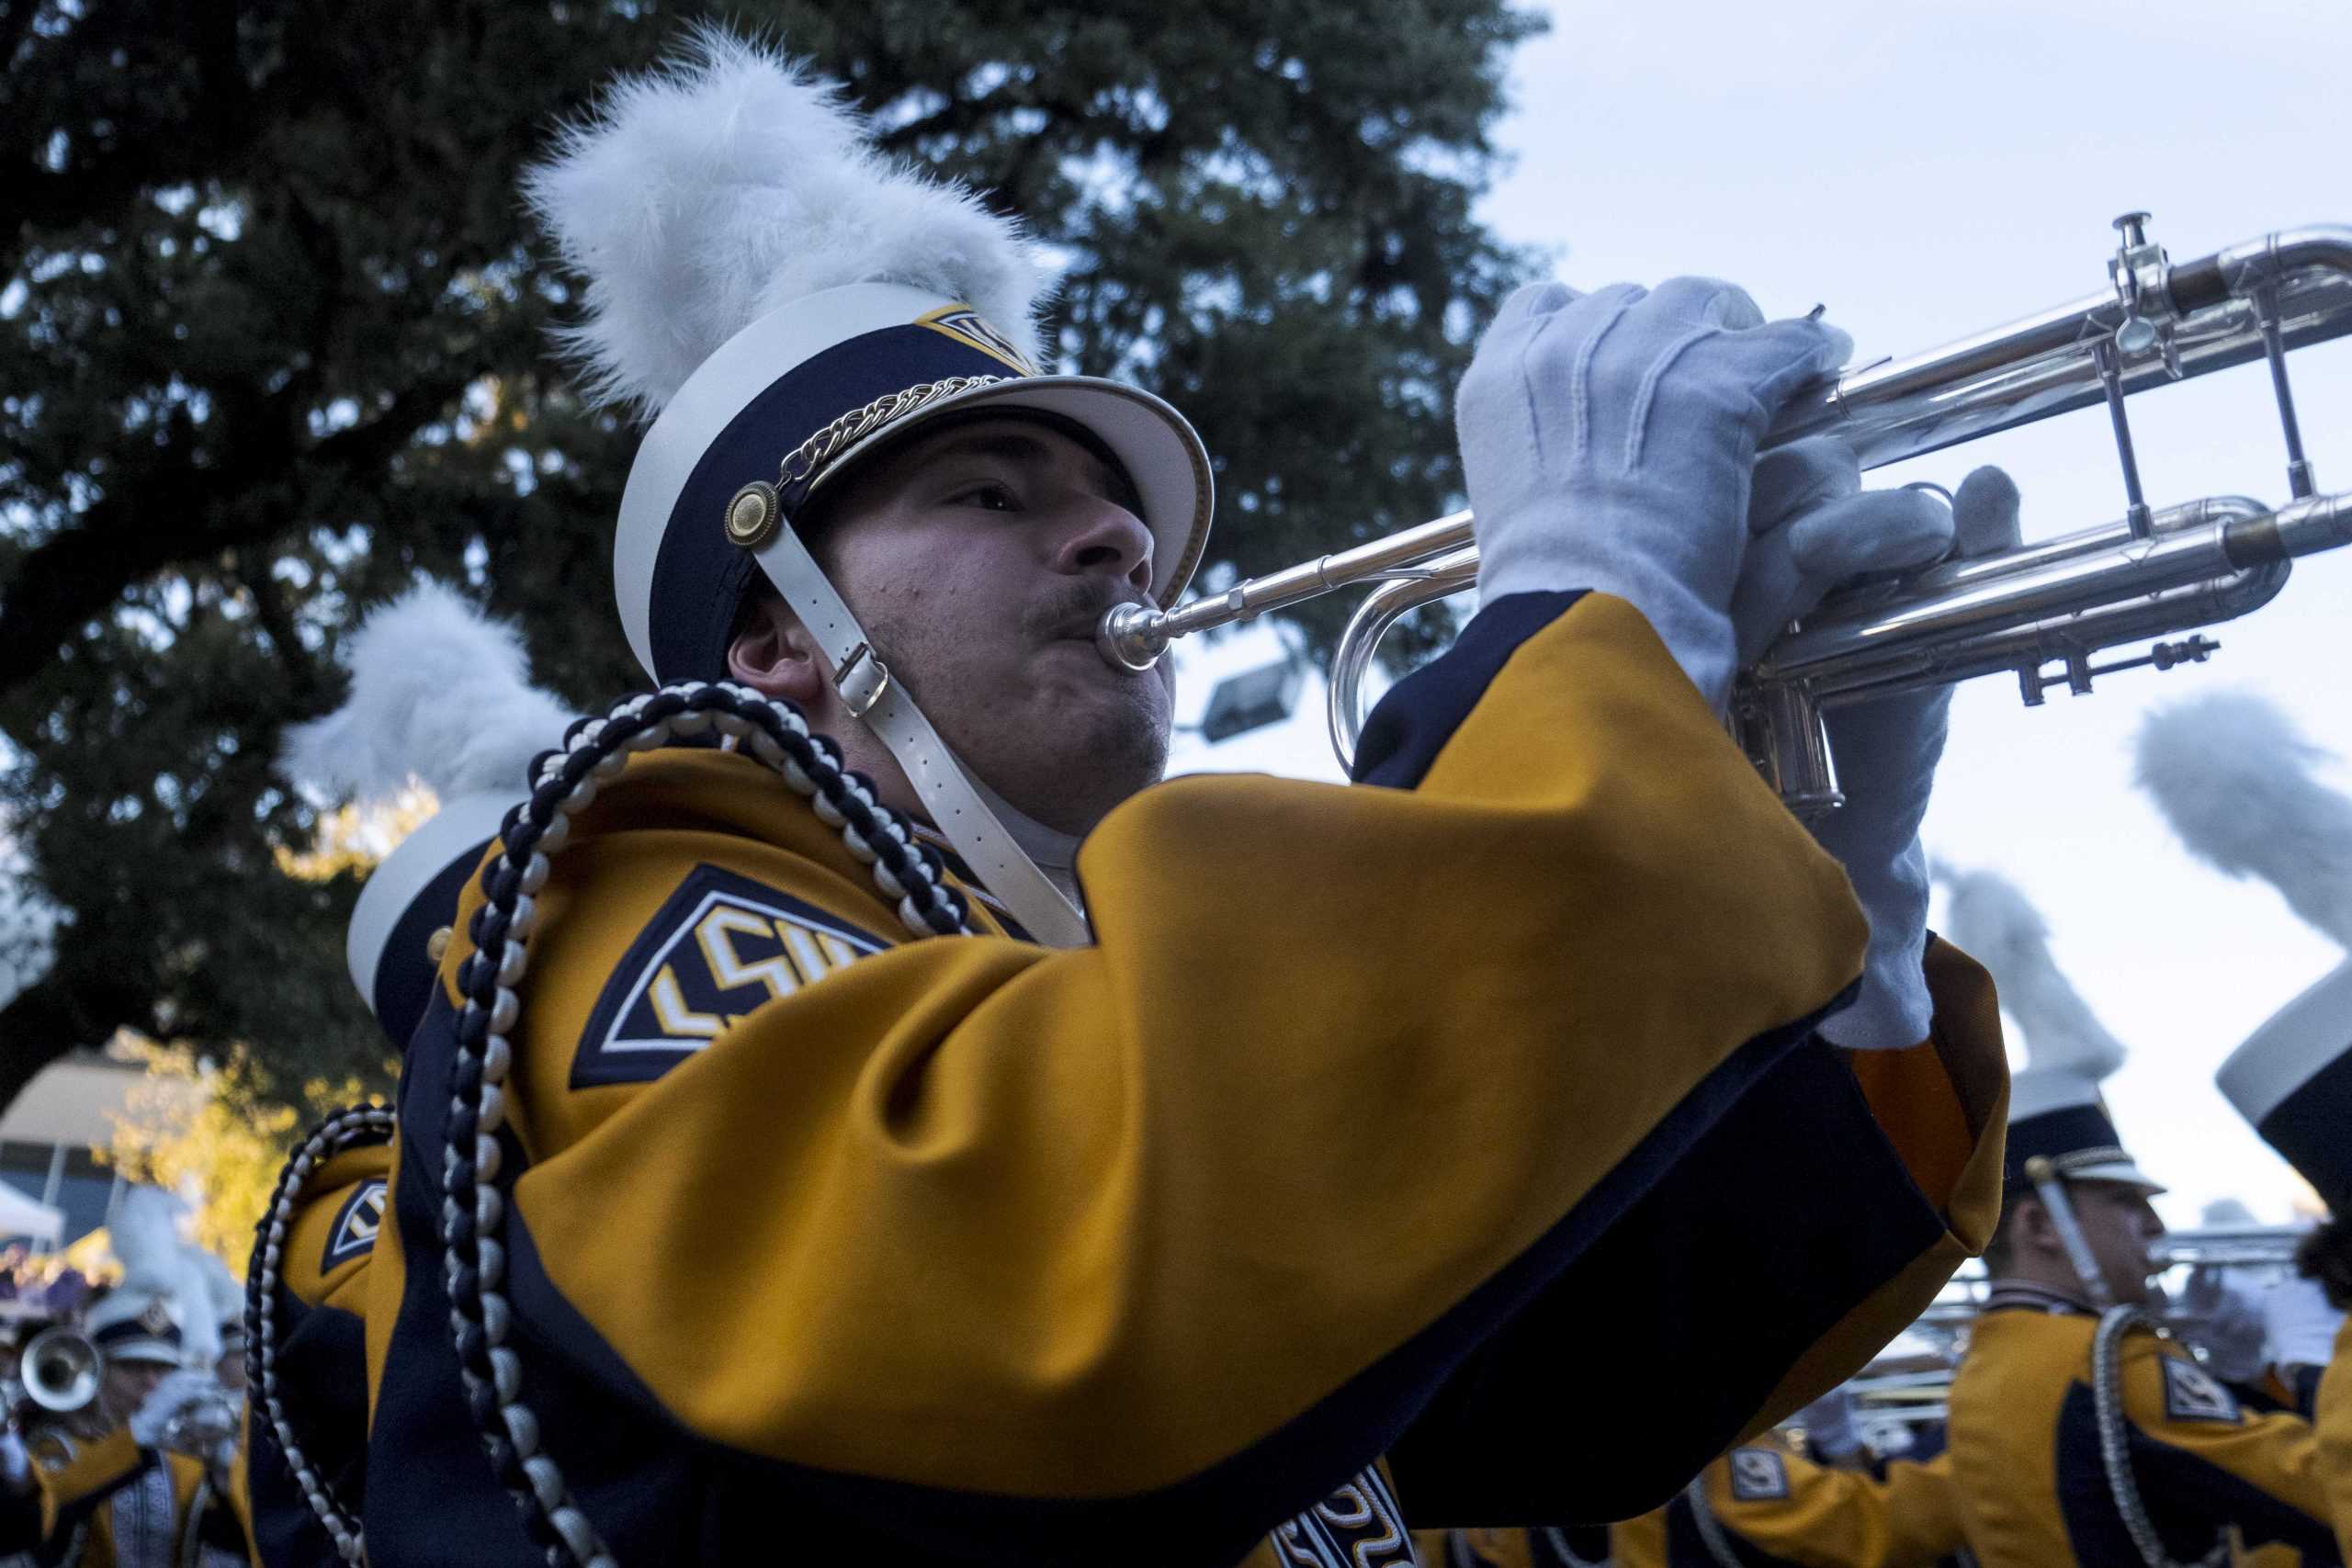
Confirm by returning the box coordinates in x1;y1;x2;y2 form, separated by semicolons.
20;1325;102;1415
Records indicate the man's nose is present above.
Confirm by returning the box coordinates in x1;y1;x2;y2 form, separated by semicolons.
1050;495;1154;591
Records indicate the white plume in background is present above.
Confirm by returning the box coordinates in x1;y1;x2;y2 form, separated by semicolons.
2135;692;2352;952
195;1249;242;1332
1938;864;2128;1079
108;1185;187;1298
107;1184;224;1359
522;26;1053;417
279;580;572;809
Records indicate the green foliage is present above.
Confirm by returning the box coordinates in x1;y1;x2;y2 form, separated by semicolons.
0;0;1544;1114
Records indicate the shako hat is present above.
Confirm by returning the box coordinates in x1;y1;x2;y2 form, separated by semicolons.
281;581;574;1043
85;1292;183;1367
524;30;1212;689
524;31;1212;946
2137;693;2352;1213
1939;866;2161;1195
347;795;510;1046
2216;960;2352;1213
2004;1068;2164;1196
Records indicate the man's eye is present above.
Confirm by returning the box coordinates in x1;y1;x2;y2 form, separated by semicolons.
956;482;1020;512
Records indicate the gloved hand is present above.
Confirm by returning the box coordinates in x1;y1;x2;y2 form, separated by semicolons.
1462;277;1849;709
2261;1274;2347;1371
1728;436;1955;666
1796;1385;1862;1462
127;1366;220;1450
1812;467;2020;1050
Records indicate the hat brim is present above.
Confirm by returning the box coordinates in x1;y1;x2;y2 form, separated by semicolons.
808;375;1215;609
104;1338;184;1367
2064;1160;2167;1196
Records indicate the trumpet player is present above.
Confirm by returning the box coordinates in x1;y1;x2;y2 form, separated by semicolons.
1944;1067;2346;1568
261;33;2025;1566
0;1269;247;1565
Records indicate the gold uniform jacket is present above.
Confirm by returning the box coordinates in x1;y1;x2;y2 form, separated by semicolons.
352;591;2007;1566
1947;1305;2345;1567
1610;1446;1963;1568
20;1426;233;1568
2318;1315;2352;1565
244;1139;390;1566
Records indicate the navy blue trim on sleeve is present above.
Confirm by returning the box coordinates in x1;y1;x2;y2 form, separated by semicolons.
1351;591;1588;789
1385;1000;1981;1529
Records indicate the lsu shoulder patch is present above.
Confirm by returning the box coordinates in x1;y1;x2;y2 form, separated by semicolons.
2159;1354;2242;1425
323;1178;389;1272
1267;1465;1418;1567
1725;1447;1792;1502
573;864;890;1089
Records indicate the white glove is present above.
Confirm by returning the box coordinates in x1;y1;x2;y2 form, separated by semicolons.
1810;468;2019;1049
0;1429;29;1492
1460;277;1849;709
128;1366;220;1449
2262;1275;2346;1371
1797;1385;1862;1461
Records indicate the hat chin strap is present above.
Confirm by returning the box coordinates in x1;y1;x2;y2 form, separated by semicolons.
749;525;1092;948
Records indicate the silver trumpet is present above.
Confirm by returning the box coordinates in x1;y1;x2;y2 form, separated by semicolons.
17;1325;101;1415
1097;214;2352;812
2148;1223;2314;1270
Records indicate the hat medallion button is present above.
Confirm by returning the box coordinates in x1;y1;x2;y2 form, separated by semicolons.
725;481;781;548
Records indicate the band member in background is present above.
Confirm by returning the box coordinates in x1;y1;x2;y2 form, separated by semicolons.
1945;1068;2345;1567
258;31;2019;1567
0;1191;245;1568
245;601;569;1568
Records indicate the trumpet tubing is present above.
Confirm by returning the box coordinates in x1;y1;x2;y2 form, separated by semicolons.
1097;215;2352;807
2148;1224;2313;1269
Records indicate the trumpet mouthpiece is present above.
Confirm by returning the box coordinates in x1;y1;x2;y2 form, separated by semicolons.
1096;602;1168;673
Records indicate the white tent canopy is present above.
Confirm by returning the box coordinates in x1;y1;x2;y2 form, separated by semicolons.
0;1179;62;1244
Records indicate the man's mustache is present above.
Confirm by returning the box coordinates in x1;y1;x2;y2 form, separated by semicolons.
1025;581;1153;644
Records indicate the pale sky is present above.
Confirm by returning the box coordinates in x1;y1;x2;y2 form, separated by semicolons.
1170;0;2352;1226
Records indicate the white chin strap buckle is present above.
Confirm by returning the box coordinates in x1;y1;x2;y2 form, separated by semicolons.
832;643;892;718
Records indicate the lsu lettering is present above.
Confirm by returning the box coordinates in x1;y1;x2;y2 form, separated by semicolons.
324;1179;389;1272
574;864;888;1087
1268;1466;1418;1567
917;303;1043;377
2160;1355;2243;1425
1726;1447;1792;1502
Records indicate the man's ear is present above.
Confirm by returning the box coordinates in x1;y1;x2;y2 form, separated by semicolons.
726;594;831;706
2013;1195;2058;1258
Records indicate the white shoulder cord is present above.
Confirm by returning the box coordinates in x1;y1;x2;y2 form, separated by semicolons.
749;513;1092;947
2090;1306;2231;1568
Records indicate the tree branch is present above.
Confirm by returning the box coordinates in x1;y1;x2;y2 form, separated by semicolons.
0;367;475;706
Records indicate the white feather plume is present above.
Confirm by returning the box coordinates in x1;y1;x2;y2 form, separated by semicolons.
107;1186;187;1298
1938;865;2128;1079
523;26;1054;416
2135;692;2352;951
279;580;572;808
196;1249;241;1326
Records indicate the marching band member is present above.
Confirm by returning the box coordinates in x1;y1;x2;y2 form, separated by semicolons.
1938;859;2345;1568
270;32;2017;1566
0;1190;245;1568
244;586;573;1567
2141;690;2352;1563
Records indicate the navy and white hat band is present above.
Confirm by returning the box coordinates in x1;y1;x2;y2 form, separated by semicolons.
642;317;1022;682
